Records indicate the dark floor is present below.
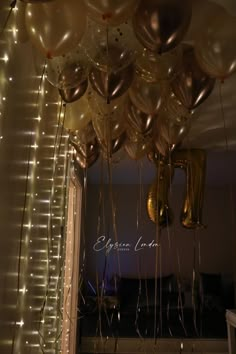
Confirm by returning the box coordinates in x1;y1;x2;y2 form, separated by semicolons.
79;307;227;340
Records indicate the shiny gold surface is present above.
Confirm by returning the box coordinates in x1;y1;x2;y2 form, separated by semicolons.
172;149;206;229
147;160;174;227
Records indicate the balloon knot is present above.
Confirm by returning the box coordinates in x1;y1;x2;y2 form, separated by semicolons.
220;78;225;84
102;12;113;21
46;51;53;60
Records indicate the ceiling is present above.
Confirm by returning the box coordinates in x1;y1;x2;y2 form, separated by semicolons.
88;0;236;185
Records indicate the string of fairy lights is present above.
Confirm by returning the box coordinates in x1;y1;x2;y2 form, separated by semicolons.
0;2;79;353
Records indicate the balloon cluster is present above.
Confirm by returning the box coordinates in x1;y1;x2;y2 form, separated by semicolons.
22;0;236;167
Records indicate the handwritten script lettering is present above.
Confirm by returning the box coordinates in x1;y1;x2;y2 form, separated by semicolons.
93;236;160;253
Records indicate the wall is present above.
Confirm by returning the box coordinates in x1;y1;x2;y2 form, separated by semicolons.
84;181;235;292
0;3;69;352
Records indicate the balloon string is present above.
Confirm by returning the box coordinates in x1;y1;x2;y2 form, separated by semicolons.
105;25;110;105
185;147;200;336
154;157;161;343
0;0;17;38
76;168;87;318
107;154;121;278
175;245;187;337
137;160;143;232
164;207;173;337
192;230;199;337
218;81;229;151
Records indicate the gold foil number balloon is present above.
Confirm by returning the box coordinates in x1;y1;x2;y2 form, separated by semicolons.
133;0;192;54
172;149;206;229
147;159;174;228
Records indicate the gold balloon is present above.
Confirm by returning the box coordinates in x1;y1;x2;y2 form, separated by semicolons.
21;0;54;2
154;132;175;157
171;45;215;110
69;121;96;145
133;0;192;54
186;0;225;43
89;63;134;101
84;0;138;26
147;159;174;228
82;20;137;73
46;47;88;89
101;132;126;158
25;0;87;57
129;75;167;115
87;85;128;115
172;149;206;229
195;10;236;80
125;132;152;160
155;108;191;147
165;92;192;124
136;46;182;83
159;114;190;147
65;95;92;132
92;106;125;150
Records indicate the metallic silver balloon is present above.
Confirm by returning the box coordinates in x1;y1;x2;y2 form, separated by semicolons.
59;79;88;103
101;132;126;158
171;45;215;110
71;137;99;169
133;0;192;54
89;63;134;101
126;99;155;135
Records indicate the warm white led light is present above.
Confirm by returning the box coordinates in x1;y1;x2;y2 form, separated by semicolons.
16;320;24;327
3;54;9;63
